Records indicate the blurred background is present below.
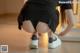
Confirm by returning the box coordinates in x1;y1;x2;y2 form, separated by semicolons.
0;0;80;53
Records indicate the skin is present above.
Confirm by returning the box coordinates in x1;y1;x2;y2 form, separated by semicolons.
45;9;75;37
59;9;75;36
22;9;75;38
22;0;75;37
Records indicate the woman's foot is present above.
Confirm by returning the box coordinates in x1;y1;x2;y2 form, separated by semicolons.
30;33;61;49
30;34;39;49
48;34;62;49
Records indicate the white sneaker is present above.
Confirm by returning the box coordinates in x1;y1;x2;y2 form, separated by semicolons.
48;34;61;49
30;39;38;49
30;35;38;49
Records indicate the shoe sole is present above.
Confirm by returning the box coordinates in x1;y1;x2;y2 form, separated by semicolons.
30;45;38;49
48;37;61;49
30;40;38;49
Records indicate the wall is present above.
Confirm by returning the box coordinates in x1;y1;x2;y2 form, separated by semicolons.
0;0;24;14
0;0;5;14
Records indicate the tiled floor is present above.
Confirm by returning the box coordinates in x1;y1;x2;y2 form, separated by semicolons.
0;15;80;53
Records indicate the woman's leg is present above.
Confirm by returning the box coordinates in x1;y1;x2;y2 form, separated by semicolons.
22;20;39;49
36;22;49;33
36;22;49;48
22;20;35;33
22;20;38;42
36;21;60;48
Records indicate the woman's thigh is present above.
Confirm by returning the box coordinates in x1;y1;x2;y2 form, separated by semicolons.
22;20;35;33
36;22;49;33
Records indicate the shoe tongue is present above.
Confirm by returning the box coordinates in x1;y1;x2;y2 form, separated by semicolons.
49;37;57;43
52;37;57;41
31;35;38;40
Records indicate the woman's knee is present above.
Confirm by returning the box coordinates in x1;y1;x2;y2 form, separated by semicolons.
36;22;49;33
22;20;35;33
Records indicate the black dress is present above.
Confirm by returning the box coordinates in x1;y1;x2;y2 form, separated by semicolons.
18;0;72;32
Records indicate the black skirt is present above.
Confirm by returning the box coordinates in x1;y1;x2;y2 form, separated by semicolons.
18;1;59;32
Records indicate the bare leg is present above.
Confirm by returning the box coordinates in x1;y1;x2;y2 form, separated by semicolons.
48;30;53;38
36;22;49;48
22;20;40;49
22;20;35;33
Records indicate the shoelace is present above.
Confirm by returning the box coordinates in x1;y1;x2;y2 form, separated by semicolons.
49;37;57;43
31;35;39;40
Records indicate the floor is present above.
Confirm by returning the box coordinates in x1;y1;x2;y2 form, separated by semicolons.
0;15;80;53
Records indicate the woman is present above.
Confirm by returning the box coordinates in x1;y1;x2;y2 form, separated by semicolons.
18;0;75;49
